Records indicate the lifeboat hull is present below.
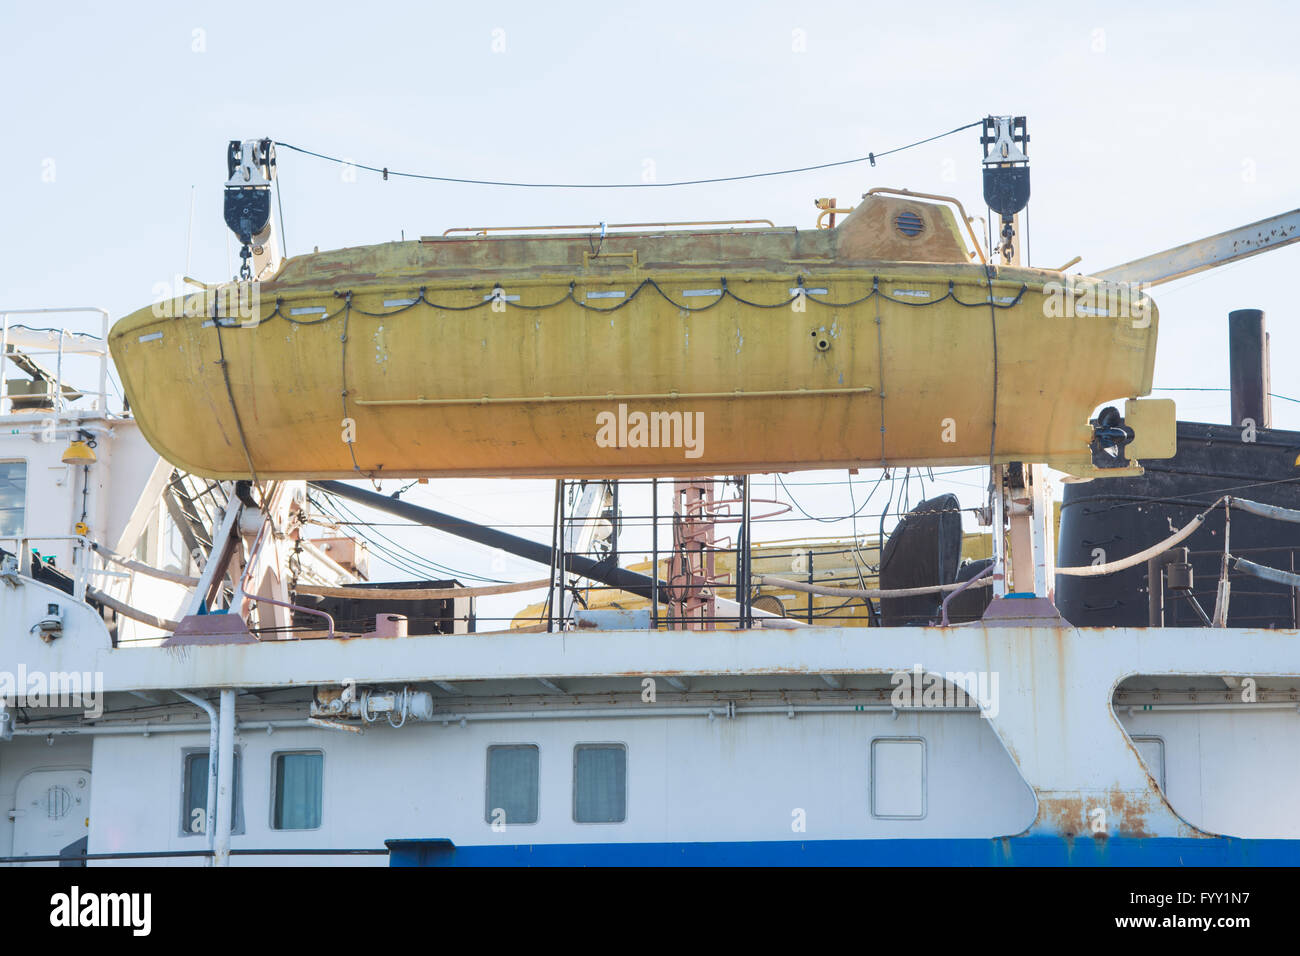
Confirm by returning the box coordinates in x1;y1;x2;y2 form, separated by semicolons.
108;201;1162;480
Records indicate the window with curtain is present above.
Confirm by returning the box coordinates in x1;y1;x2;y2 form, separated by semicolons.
485;745;539;825
573;744;626;823
272;751;324;829
181;748;243;836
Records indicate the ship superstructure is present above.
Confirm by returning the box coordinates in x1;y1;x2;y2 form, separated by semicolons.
3;118;1300;867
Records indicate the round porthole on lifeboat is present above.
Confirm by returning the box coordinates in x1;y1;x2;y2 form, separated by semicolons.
894;210;925;237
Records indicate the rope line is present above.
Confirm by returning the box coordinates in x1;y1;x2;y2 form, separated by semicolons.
200;274;1028;483
1152;386;1300;406
273;121;983;190
211;301;261;486
338;293;364;476
211;277;1030;330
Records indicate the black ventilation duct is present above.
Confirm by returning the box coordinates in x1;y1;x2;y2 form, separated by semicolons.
879;494;975;625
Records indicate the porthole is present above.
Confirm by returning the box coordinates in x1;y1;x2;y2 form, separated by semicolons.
895;210;925;237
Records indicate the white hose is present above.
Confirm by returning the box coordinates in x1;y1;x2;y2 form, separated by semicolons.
1230;497;1300;524
753;574;993;599
1055;506;1215;578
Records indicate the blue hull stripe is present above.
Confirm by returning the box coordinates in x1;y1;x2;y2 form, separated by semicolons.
386;836;1300;867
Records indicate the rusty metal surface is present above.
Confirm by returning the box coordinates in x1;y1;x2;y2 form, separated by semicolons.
1094;207;1300;287
42;620;1298;839
161;614;257;646
980;595;1066;624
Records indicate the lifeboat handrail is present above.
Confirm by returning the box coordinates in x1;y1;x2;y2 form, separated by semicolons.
863;188;988;265
816;207;856;229
436;219;777;238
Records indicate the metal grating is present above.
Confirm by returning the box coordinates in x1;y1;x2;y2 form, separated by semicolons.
895;210;925;237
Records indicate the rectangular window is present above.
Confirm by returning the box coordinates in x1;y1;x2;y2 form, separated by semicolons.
0;461;26;538
871;737;926;819
181;748;243;836
272;751;324;830
485;745;539;825
133;509;157;564
161;508;191;576
1131;735;1166;791
573;744;626;823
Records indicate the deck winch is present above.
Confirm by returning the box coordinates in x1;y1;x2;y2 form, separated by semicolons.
311;684;435;729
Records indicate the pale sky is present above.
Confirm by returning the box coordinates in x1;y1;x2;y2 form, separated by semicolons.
4;0;1298;624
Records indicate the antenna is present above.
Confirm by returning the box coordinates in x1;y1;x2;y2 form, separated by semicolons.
184;185;196;277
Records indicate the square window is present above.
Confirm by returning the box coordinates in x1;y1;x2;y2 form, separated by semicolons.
272;751;324;830
573;744;626;823
486;745;539;826
871;738;926;819
181;747;243;836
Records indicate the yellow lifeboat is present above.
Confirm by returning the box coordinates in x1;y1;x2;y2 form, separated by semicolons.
109;191;1172;480
509;531;997;629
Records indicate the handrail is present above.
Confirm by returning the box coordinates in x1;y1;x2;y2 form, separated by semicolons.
0;534;90;598
91;542;554;601
238;514;336;638
816;207;855;229
863;188;988;265
92;543;198;585
436;218;777;238
1;535;185;630
0;307;112;417
754;573;993;600
86;586;181;631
